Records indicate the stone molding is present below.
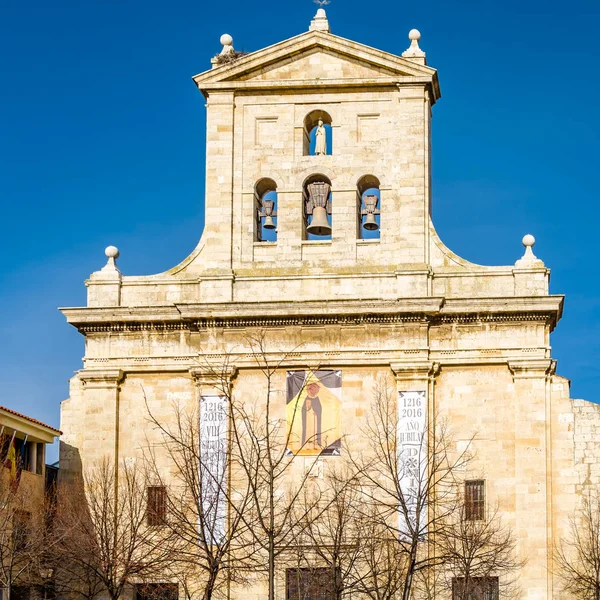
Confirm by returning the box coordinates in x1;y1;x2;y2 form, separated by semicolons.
189;366;238;388
61;295;563;334
77;368;125;389
391;361;440;381
508;359;557;380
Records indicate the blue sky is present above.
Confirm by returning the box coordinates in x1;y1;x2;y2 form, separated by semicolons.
1;0;599;460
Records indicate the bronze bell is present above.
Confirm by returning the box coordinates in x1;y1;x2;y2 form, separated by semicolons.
263;215;276;230
363;213;378;231
306;182;332;236
262;199;277;230
362;194;379;231
307;207;332;236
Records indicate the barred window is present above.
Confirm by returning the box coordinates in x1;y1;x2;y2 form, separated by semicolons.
465;479;485;521
147;486;167;526
135;583;178;600
452;576;499;600
286;568;338;600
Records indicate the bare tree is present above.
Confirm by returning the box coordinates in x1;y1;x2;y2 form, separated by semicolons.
435;504;523;600
289;466;364;600
53;458;175;600
143;395;256;600
351;377;472;600
0;468;46;600
205;333;327;600
556;489;600;600
352;503;407;600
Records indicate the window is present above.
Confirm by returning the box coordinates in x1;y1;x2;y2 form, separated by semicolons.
465;480;485;521
13;510;31;552
10;586;33;600
357;175;381;239
286;568;338;600
303;174;332;240
303;110;333;156
135;584;178;600
147;486;167;526
452;576;499;600
255;178;278;242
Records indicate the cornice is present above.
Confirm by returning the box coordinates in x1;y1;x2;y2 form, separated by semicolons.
77;368;125;389
61;296;563;334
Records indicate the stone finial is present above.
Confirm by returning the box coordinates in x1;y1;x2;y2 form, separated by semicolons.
402;29;426;58
219;33;235;56
101;245;121;273
309;7;330;32
515;234;544;267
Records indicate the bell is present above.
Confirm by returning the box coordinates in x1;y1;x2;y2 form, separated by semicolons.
263;215;276;230
363;213;379;231
306;206;332;236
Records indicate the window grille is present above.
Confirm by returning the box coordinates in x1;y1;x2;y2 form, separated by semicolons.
286;567;338;600
147;486;167;526
135;583;178;600
465;479;485;521
452;576;499;600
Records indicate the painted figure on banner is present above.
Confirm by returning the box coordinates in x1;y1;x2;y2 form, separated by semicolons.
302;382;322;449
286;370;341;456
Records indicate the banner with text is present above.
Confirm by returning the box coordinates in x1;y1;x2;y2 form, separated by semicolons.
397;390;427;537
199;395;228;544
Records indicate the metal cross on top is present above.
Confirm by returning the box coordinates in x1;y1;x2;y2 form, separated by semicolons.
313;0;330;6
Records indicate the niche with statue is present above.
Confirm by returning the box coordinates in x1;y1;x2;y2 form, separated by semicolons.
303;110;332;156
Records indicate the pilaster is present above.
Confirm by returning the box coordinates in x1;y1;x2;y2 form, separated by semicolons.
189;365;238;397
507;358;555;599
77;368;124;465
391;360;440;424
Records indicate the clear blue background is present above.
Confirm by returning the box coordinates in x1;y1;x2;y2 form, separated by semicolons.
1;0;598;461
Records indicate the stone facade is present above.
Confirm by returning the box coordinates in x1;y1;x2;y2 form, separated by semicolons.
60;10;599;600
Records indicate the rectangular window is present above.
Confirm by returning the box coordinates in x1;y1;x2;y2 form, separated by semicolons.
135;583;178;600
147;486;167;526
465;479;485;521
452;576;499;600
286;568;338;600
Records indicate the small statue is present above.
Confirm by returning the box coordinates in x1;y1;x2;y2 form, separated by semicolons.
314;119;327;155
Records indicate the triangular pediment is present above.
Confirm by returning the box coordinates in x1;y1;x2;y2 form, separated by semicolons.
193;31;440;101
237;47;400;82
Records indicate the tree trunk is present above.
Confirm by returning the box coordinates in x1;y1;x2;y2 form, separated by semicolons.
203;568;219;600
268;535;275;600
402;555;415;600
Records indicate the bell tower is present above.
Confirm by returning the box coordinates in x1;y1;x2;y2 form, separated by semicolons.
187;10;441;302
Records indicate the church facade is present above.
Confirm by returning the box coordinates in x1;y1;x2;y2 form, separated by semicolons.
60;10;600;600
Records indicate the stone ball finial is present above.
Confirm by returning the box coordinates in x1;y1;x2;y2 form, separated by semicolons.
403;28;426;59
220;33;233;47
522;234;536;248
105;245;120;259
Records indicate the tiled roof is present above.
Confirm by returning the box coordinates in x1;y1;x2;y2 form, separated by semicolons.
0;406;62;435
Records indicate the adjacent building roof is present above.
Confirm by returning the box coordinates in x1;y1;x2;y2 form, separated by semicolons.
0;405;61;442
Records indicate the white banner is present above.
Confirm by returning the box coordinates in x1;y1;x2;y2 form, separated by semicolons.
199;395;228;544
397;391;427;537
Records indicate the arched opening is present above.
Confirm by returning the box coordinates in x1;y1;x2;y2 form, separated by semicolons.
255;178;278;242
357;175;381;239
303;110;333;156
303;174;332;240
